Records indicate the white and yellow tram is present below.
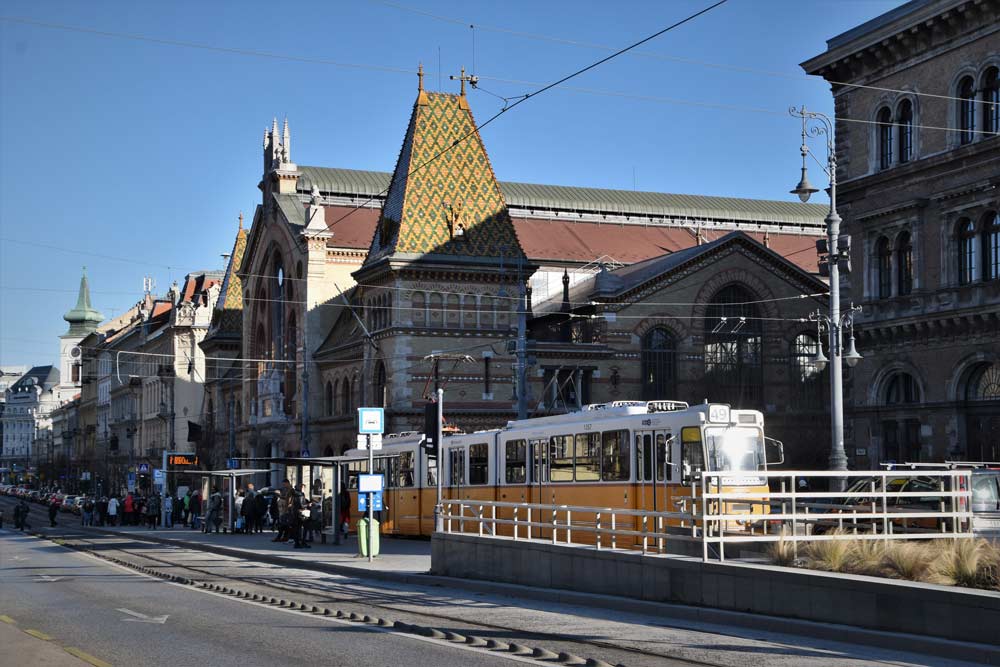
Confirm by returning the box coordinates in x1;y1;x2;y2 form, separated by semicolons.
337;400;778;542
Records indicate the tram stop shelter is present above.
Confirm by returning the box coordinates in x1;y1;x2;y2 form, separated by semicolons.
196;468;272;534
234;456;346;544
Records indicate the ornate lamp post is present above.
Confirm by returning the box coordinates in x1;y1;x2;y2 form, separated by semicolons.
789;105;863;491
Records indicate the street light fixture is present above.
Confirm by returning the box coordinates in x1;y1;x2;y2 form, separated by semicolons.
790;105;865;492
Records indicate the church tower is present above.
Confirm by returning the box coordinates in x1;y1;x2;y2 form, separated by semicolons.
344;68;536;433
59;268;104;402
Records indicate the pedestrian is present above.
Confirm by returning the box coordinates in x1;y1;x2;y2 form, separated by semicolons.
82;497;94;527
290;486;309;549
96;496;107;526
123;492;134;526
182;490;191;527
254;489;268;533
48;498;59;527
271;490;288;542
173;493;183;527
189;490;202;530
146;495;160;529
269;491;281;536
339;486;351;538
107;495;119;526
15;500;30;530
242;484;257;535
163;494;173;528
0;507;4;529
207;488;223;534
234;491;245;533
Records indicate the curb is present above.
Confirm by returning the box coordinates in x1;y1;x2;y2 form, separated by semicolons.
37;524;1000;665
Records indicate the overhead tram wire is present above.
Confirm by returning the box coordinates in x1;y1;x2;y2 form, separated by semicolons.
370;0;990;107
324;0;731;232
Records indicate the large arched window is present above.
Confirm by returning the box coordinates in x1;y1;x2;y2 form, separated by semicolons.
790;333;823;410
877;106;893;168
884;372;920;405
982;67;999;136
896;231;913;296
876;236;892;298
958;76;976;145
373;361;387;409
983;211;1000;281
703;285;763;408
640;327;677;401
341;378;350;415
285;312;297;415
324;381;333;417
958;218;977;285
966;363;1000;402
896;99;913;163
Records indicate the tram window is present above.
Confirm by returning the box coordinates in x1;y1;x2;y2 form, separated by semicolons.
655;432;671;482
574;433;601;481
636;433;654;482
426;456;438;487
398;451;415;488
505;440;526;484
448;449;465;486
601;429;630;481
468;444;489;485
530;438;549;483
550;435;573;482
681;427;705;482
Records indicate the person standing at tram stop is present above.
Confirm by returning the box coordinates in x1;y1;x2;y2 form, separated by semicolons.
254;487;268;533
106;495;119;526
123;492;134;526
163;494;173;529
339;486;351;538
291;485;310;549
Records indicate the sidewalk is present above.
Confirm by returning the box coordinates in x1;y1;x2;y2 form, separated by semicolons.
80;522;432;579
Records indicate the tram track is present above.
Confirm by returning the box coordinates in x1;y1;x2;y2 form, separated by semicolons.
33;526;757;667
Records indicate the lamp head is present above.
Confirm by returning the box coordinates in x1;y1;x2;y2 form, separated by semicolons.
843;335;863;368
812;345;829;372
791;167;819;203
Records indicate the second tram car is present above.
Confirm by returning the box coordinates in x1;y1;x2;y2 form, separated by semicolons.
337;400;779;543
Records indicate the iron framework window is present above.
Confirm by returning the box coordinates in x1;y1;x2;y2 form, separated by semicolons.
959;76;976;145
982;67;999;136
877;106;893;168
790;333;823;410
876;236;892;298
885;372;920;405
958;219;977;285
983;212;1000;281
897;231;913;295
641;327;677;400
703;285;763;408
966;363;1000;401
896;99;913;163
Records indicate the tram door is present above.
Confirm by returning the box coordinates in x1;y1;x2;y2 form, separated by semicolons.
635;430;675;519
445;447;464;530
528;437;552;539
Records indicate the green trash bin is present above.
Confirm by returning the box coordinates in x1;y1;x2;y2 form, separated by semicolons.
357;517;380;557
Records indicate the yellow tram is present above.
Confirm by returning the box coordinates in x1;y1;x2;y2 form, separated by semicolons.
338;400;778;543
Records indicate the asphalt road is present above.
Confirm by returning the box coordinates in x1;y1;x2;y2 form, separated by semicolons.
0;528;540;667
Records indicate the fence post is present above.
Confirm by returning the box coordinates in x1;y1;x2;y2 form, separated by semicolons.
478;504;483;537
701;475;708;562
527;506;532;541
492;504;496;536
567;509;572;545
513;506;519;541
641;514;648;554
446;501;452;533
596;511;602;550
611;511;617;550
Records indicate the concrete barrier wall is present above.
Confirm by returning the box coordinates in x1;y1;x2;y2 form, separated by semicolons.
432;533;1000;646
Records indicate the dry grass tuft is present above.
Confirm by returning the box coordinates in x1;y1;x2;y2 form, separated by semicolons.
882;541;932;582
930;539;985;587
844;538;887;576
768;531;796;567
803;530;852;572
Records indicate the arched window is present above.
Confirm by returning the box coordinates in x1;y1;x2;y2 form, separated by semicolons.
877;106;893;168
341;378;350;415
324;381;333;417
958;218;977;285
884;372;920;405
373;361;387;409
876;236;892;298
896;231;913;296
703;285;763;408
965;363;1000;401
983;211;1000;281
790;333;823;410
981;67;999;136
896;99;913;163
640;327;676;401
958;76;976;145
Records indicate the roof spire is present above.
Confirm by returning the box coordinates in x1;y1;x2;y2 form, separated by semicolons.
238;211;243;230
460;65;466;96
63;266;104;334
417;62;424;92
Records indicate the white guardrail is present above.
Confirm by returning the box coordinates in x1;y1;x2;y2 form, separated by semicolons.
439;469;974;562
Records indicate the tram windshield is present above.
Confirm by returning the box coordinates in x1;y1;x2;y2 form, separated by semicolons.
704;427;765;472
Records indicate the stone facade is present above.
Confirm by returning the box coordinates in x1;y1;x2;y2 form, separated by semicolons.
803;0;1000;464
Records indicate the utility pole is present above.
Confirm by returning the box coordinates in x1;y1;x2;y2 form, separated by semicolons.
516;257;528;420
435;387;443;530
301;310;310;458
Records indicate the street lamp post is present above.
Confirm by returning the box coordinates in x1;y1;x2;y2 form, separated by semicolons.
789;105;863;492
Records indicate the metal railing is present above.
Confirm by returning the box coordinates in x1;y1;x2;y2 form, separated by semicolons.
437;469;974;562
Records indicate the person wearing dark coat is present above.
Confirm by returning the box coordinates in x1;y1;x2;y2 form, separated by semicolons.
189;490;202;530
48;499;60;527
254;492;268;533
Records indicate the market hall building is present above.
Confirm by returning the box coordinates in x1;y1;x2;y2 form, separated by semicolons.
203;74;835;473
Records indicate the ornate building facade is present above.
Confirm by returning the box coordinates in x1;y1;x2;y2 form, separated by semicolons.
803;0;1000;464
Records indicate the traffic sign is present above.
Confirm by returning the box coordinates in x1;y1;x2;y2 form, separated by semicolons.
358;491;383;512
357;407;385;434
153;469;165;484
137;463;150;474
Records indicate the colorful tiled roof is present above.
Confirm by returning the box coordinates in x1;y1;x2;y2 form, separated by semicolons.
210;219;248;335
364;91;526;266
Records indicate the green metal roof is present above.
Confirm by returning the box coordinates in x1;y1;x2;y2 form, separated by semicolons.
297;166;826;226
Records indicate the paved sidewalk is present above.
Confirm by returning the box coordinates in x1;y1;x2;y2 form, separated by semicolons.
74;522;432;576
0;618;97;667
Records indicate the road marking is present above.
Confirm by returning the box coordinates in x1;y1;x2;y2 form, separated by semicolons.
35;575;63;582
24;628;53;641
64;647;113;667
117;608;169;624
0;615;16;624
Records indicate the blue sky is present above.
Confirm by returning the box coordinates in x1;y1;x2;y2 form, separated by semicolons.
0;0;905;368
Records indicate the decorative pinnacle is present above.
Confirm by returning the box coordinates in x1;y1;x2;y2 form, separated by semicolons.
418;62;424;92
238;211;243;230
